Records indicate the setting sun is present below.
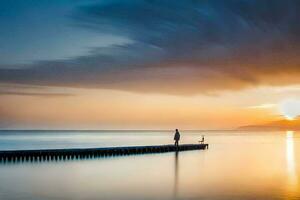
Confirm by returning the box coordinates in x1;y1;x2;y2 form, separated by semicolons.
279;99;300;122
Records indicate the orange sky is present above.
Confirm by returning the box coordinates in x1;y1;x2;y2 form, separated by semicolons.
2;84;300;130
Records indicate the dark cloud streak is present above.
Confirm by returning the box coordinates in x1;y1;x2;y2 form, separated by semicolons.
0;91;75;97
0;0;300;95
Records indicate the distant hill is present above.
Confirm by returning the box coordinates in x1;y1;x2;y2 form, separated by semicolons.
238;117;300;131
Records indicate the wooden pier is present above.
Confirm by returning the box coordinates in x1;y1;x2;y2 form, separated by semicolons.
0;144;208;163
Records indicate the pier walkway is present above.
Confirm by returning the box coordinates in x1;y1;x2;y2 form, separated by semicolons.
0;144;208;162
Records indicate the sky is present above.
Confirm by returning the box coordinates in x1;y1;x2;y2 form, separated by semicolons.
1;0;300;129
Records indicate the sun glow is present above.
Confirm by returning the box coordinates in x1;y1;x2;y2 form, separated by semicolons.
279;99;300;121
285;116;295;121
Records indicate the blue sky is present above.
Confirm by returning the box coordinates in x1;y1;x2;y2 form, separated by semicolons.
0;0;129;65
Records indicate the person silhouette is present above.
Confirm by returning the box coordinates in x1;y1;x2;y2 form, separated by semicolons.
174;129;180;147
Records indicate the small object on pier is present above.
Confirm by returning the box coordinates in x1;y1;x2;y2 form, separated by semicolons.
199;135;205;144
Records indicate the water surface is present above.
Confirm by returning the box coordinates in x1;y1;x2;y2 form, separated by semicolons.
0;130;299;200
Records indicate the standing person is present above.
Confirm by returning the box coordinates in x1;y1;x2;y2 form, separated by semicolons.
174;129;180;147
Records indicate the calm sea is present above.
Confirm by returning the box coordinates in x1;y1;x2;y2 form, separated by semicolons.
0;130;299;200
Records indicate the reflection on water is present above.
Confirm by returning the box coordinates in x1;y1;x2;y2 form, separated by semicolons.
174;151;179;199
0;130;300;200
286;131;298;198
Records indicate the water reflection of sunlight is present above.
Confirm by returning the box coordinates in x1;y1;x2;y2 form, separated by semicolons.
286;131;298;196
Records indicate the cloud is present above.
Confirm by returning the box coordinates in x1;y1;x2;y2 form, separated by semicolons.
0;0;300;95
246;104;276;109
0;84;74;97
0;91;74;97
